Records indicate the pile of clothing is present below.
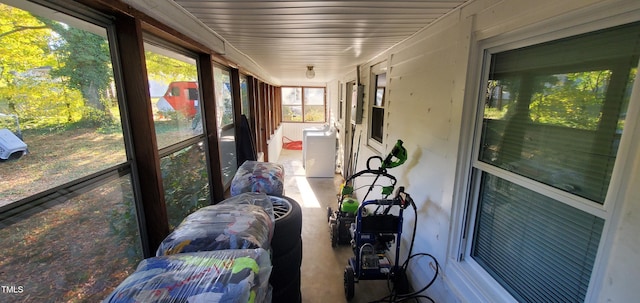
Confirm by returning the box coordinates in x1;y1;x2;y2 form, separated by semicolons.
104;249;272;303
105;193;276;303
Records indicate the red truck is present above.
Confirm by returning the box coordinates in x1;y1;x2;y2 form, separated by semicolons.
156;81;199;119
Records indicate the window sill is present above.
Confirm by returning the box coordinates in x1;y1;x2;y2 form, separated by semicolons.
445;259;518;303
367;137;383;154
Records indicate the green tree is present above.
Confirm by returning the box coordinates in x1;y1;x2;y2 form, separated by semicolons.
38;17;113;117
145;51;197;83
0;4;54;113
0;3;113;127
530;71;610;130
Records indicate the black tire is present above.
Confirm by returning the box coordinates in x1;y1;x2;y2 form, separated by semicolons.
270;238;302;291
344;266;355;300
272;268;301;303
330;222;338;248
270;195;303;256
327;206;333;222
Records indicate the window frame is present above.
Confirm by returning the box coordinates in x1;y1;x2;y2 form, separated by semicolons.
280;86;326;123
142;35;204;154
212;63;235;130
212;63;239;187
0;1;149;299
0;0;141;221
367;61;387;151
450;13;640;303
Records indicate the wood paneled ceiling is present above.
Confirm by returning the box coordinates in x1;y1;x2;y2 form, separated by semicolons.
123;0;469;85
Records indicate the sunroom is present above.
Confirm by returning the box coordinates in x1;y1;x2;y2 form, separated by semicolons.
0;0;639;302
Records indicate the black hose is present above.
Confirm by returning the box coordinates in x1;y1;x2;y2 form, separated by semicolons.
396;253;439;299
368;197;439;303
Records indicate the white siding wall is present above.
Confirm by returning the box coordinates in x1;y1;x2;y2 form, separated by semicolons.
282;122;327;142
337;0;640;302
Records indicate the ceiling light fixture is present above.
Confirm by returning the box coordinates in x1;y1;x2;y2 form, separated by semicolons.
306;65;315;79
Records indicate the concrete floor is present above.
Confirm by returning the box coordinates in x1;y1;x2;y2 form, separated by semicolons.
276;149;392;303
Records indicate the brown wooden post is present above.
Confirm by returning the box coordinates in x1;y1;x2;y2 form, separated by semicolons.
247;76;259;154
198;54;226;203
113;15;168;255
269;85;275;135
230;68;243;166
259;82;269;161
275;86;282;127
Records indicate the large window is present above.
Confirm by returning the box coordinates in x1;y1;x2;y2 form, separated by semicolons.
467;22;639;302
144;40;210;229
281;86;326;122
0;3;127;204
0;2;142;301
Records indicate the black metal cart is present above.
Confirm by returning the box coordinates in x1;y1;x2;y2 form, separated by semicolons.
343;188;414;300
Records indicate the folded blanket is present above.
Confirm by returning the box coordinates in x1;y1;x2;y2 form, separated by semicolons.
230;161;284;197
157;202;274;256
104;249;272;303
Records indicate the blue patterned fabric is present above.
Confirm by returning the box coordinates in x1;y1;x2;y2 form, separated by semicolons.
156;202;274;256
230;161;284;197
104;249;272;303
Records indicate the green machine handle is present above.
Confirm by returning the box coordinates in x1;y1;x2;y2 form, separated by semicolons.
382;140;407;169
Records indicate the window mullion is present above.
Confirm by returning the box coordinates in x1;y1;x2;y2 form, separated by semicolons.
474;161;608;219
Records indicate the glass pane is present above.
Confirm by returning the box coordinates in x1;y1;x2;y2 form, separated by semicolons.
214;67;234;128
144;45;201;149
240;75;250;118
303;87;325;122
376;73;387;87
371;107;384;142
0;175;143;302
473;173;603;303
283;105;303;122
213;66;237;185
479;22;639;203
304;105;325;122
0;3;126;205
375;88;385;107
282;87;302;105
160;142;210;229
304;87;325;105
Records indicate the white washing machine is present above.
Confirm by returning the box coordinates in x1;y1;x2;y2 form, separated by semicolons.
304;129;336;178
302;124;329;168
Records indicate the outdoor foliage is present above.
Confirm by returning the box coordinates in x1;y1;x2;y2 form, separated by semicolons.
304;106;325;122
529;71;611;130
0;3;116;129
161;144;211;230
40;17;113;113
283;106;303;122
107;144;210;266
485;69;634;132
0;176;141;302
145;51;197;84
108;179;144;263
